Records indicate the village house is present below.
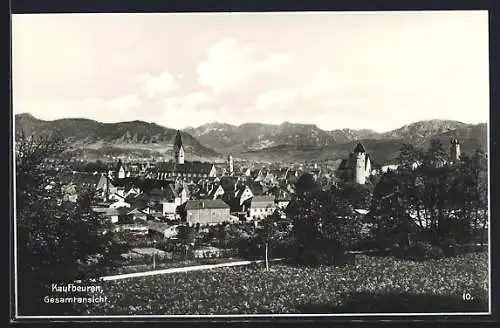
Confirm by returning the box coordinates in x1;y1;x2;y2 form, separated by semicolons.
109;196;131;209
126;208;149;221
249;195;277;220
133;183;189;219
207;176;254;215
96;174;119;200
118;221;149;234
148;221;180;240
275;188;291;209
193;246;225;259
148;162;217;180
92;207;129;224
184;199;231;226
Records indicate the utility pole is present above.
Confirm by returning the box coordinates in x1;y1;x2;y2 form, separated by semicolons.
152;239;157;270
265;242;269;271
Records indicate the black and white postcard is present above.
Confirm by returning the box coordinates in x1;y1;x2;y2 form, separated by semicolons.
11;11;490;320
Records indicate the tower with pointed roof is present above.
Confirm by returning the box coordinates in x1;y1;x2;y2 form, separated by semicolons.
450;138;461;163
173;130;185;164
116;159;126;179
228;154;234;175
344;142;371;184
353;142;367;184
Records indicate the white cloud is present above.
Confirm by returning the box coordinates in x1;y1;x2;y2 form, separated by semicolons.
196;38;291;94
253;88;299;112
162;92;212;110
134;71;180;98
160;93;219;128
13;12;488;131
107;94;143;111
158;91;219;128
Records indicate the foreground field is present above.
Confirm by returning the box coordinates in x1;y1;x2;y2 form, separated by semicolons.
77;252;488;315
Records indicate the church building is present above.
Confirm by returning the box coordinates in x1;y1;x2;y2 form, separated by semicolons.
146;130;217;180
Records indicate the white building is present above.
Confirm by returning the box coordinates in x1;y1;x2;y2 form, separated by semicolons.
249;195;276;220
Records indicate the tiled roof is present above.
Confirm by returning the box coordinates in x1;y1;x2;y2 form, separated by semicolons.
148;221;178;233
128;208;147;215
153;162;215;174
93;207;129;216
150;186;177;200
251;195;276;204
185;199;230;210
219;176;237;191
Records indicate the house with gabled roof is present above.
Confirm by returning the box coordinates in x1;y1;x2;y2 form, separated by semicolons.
96;174;118;200
249;195;276;221
184;199;231;226
127;208;148;221
148;221;179;239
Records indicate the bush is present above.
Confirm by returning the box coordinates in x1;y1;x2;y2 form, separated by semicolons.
290;247;355;267
396;242;445;261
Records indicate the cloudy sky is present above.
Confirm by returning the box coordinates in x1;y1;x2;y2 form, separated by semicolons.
12;11;489;132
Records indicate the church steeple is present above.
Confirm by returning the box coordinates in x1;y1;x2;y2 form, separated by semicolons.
174;130;185;164
174;130;183;149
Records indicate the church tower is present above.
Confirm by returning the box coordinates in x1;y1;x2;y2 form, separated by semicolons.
174;130;185;164
353;142;367;184
228;154;234;175
450;138;461;163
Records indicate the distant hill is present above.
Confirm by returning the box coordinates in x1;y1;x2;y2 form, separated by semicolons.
15;114;487;165
15;113;221;161
239;139;408;167
381;120;469;144
186;120;487;165
186;121;362;153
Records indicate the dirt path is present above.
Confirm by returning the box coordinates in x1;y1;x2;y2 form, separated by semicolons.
94;258;285;282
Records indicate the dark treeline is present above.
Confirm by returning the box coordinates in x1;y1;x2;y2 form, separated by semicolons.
370;141;487;256
15;135;128;316
254;140;488;265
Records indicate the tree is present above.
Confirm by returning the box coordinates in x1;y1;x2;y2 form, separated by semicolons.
255;213;280;271
397;143;424;169
424;139;448;167
455;148;488;246
16;133;127;315
176;225;199;256
295;173;321;195
337;181;373;209
371;142;488;256
370;170;418;252
287;184;364;266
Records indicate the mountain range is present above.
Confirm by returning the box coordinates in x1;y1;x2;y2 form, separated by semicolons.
14;113;220;161
185;120;487;165
15;113;487;165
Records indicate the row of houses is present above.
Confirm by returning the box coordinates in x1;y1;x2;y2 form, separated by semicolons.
93;173;286;227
